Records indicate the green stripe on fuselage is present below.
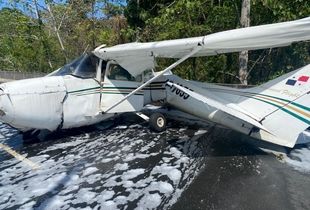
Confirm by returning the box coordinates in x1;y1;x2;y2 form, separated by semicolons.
251;92;310;112
68;86;100;94
73;92;143;96
252;97;310;125
68;85;163;95
205;87;309;113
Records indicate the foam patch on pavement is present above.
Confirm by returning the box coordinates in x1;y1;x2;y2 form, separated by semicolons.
285;143;310;173
0;121;208;209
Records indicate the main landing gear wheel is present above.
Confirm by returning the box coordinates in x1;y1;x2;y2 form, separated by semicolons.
149;113;167;132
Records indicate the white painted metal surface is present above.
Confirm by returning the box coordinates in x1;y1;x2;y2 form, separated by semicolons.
100;79;143;113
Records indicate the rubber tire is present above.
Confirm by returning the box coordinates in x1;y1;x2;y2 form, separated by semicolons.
149;113;167;132
22;130;40;144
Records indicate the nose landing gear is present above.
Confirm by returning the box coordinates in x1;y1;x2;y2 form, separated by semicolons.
22;130;40;143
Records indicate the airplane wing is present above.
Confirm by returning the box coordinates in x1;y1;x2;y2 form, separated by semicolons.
94;17;310;76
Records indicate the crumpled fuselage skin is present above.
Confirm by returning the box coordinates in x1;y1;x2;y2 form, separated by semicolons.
0;76;111;132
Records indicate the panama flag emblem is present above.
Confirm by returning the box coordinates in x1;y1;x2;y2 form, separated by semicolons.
286;75;309;86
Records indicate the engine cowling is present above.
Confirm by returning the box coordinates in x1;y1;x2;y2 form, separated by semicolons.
0;76;67;131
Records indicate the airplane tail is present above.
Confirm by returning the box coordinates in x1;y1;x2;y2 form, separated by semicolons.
236;64;310;147
161;65;309;148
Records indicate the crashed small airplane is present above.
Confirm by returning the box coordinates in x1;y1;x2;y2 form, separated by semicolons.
0;17;309;147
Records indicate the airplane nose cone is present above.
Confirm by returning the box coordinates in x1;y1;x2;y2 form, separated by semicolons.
0;88;14;124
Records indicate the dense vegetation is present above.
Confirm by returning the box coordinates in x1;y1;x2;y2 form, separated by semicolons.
0;0;309;84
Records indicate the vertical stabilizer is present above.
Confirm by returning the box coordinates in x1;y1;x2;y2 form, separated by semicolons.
236;64;310;147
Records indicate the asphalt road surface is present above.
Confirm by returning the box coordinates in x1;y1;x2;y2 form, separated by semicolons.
0;113;309;210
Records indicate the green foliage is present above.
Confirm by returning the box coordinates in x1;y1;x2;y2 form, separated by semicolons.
0;1;127;72
129;0;240;82
249;0;310;83
0;8;53;72
252;0;310;21
122;0;309;84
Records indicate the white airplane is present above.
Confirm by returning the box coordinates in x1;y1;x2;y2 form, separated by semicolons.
0;17;309;147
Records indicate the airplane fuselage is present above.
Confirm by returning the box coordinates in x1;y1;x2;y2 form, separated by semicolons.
0;76;113;132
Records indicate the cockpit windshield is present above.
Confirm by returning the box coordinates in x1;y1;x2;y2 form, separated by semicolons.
51;53;103;78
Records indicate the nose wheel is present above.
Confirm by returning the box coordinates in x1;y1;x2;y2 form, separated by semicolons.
149;113;167;132
22;130;40;143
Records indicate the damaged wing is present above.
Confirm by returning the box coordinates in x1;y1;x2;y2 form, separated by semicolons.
94;17;310;76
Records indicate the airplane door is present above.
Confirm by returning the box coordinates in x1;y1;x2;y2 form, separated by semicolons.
100;61;144;113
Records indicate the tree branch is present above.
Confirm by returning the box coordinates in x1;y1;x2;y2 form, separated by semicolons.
45;1;68;62
218;71;242;83
245;49;272;80
57;8;69;31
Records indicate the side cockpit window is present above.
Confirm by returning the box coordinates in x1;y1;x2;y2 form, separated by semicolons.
107;64;141;82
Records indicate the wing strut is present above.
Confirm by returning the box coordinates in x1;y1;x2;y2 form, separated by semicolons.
103;45;202;113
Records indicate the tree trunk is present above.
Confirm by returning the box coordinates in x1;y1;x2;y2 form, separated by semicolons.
192;58;197;80
34;0;53;70
46;2;68;63
238;0;250;85
91;0;96;49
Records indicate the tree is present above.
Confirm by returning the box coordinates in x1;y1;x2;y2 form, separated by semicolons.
125;0;239;82
125;0;309;85
0;0;308;82
45;1;68;62
249;0;310;84
0;8;53;72
33;0;54;69
238;0;250;85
